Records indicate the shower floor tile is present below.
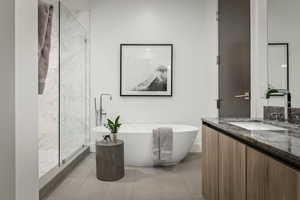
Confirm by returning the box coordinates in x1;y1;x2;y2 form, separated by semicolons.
39;133;86;178
42;153;204;200
39;131;59;177
39;149;59;177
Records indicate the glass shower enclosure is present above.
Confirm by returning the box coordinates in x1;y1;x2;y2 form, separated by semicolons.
38;0;90;179
59;2;90;165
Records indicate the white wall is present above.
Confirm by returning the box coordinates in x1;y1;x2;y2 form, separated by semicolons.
268;0;300;108
251;0;268;118
90;0;218;148
0;0;38;199
0;0;16;199
15;0;39;199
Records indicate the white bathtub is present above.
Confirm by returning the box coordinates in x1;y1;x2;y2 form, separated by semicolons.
94;124;199;167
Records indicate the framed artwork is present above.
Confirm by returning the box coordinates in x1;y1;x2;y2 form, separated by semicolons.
120;44;173;97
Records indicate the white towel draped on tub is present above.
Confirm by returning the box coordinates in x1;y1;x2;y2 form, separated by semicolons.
153;127;174;166
38;0;53;95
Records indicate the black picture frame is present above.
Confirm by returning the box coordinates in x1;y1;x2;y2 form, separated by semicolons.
120;44;173;97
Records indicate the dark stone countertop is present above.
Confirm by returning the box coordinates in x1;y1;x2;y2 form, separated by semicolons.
202;118;300;170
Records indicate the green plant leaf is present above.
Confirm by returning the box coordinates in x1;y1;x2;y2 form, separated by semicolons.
107;119;114;125
105;116;122;134
115;116;120;124
109;125;114;130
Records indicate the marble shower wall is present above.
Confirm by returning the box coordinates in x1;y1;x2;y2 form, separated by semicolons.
38;0;90;177
38;0;59;177
59;3;90;162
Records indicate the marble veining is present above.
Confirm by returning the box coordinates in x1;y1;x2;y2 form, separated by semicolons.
202;118;300;170
264;106;285;121
289;108;300;124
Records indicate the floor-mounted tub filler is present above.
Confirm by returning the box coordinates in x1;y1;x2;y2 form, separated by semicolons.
94;124;198;167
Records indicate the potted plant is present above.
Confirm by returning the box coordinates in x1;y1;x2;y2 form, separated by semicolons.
104;116;122;143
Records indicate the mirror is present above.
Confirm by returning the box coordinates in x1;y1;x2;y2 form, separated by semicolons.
267;0;300;107
267;43;289;90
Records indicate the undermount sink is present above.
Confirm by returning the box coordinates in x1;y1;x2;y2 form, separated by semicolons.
229;121;287;131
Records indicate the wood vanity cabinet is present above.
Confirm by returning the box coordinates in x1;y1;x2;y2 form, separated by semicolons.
202;126;246;200
247;147;300;200
202;125;300;200
218;133;246;200
202;126;219;200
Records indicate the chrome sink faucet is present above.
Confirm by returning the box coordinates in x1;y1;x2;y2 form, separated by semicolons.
94;93;112;126
281;89;292;121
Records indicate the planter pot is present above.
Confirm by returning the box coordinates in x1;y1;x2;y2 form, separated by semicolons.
111;133;118;143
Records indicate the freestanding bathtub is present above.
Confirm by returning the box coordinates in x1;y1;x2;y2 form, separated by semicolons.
94;124;199;167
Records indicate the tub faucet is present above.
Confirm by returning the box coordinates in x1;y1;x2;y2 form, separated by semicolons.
99;93;112;126
94;93;112;126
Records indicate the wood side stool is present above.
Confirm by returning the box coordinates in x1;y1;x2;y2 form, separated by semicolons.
96;140;124;181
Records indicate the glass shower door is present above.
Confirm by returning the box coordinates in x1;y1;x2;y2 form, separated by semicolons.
59;3;89;163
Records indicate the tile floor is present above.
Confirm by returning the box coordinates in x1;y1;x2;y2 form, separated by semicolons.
42;153;204;200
